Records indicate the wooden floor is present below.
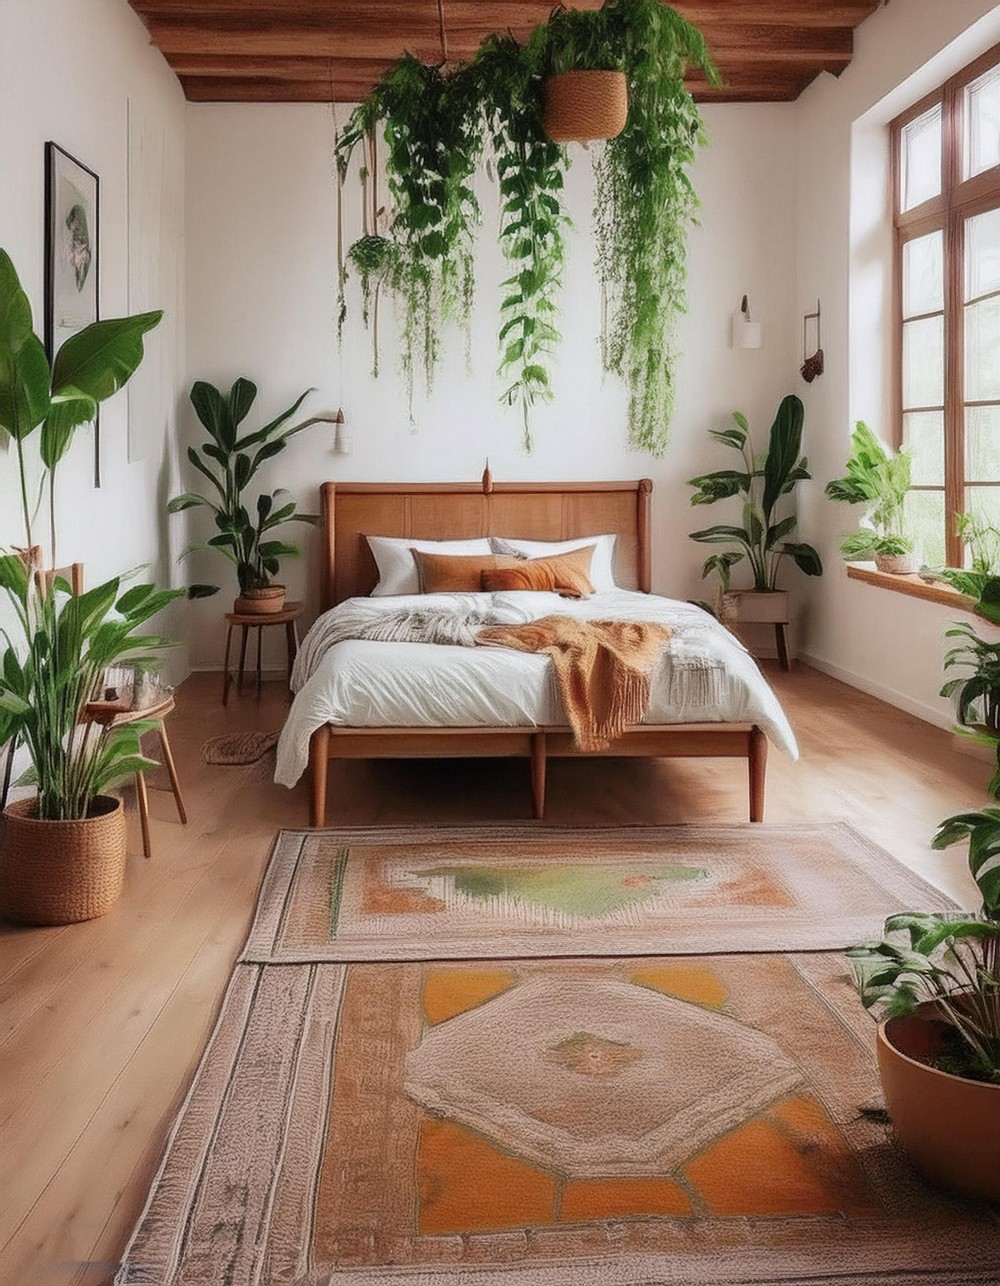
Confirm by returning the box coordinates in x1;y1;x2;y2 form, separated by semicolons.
0;663;989;1285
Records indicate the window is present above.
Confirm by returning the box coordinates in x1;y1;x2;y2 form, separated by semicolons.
892;44;1000;568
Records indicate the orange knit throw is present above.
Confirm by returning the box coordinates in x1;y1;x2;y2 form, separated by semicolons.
477;615;672;751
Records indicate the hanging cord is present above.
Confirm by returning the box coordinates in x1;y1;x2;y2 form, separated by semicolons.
367;125;382;374
436;0;449;66
330;59;348;358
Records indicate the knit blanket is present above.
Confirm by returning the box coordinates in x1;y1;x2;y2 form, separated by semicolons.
477;615;672;751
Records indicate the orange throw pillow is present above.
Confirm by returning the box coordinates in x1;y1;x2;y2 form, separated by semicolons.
481;545;596;598
411;549;511;593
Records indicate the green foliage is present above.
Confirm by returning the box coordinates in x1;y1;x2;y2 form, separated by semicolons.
475;33;568;447
940;621;1000;734
337;55;483;412
169;379;319;596
688;395;822;591
927;513;1000;626
590;0;719;454
0;559;183;820
333;2;714;453
0;248;161;562
825;422;915;561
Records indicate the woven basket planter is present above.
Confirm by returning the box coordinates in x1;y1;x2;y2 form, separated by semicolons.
233;585;286;615
1;795;127;925
542;70;628;144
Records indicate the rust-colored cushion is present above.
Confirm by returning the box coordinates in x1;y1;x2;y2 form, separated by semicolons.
481;546;596;598
411;550;512;593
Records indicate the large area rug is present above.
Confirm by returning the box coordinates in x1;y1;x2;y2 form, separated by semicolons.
118;824;999;1285
241;822;955;961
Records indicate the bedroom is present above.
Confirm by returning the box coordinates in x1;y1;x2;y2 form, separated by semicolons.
2;0;1000;1281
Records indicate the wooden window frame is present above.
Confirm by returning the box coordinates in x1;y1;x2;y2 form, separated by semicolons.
891;41;1000;568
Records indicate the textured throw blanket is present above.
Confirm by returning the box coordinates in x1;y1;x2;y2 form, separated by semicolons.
477;615;672;751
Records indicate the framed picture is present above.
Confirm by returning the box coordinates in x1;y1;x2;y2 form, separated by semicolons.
44;141;101;484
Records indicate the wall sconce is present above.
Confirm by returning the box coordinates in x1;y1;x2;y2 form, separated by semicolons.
333;408;351;455
732;294;762;350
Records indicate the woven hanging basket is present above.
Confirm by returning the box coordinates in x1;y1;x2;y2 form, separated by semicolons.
542;70;629;144
1;795;127;925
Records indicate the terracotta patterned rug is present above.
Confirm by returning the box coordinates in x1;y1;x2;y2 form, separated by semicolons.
241;823;955;961
119;951;1000;1285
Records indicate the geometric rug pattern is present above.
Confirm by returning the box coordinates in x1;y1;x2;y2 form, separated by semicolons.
241;823;957;961
118;951;1000;1285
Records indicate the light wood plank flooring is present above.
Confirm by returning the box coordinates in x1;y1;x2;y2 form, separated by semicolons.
0;664;989;1285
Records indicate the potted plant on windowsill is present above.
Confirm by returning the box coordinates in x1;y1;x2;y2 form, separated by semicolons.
688;393;823;628
825;422;919;574
168;378;324;614
0;247;182;924
848;809;1000;1202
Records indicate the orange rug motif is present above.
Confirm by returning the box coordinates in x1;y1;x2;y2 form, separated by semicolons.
118;950;1000;1285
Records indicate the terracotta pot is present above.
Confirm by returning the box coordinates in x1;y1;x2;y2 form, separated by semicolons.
1;795;127;925
234;585;286;615
878;1003;1000;1202
874;549;920;574
542;70;629;144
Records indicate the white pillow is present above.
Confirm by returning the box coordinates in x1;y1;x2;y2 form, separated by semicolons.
489;534;618;592
365;534;493;596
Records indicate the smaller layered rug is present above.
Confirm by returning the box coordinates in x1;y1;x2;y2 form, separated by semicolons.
120;953;1000;1285
242;823;954;962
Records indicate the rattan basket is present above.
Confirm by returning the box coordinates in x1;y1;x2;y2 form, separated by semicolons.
1;795;127;925
542;70;628;144
234;584;287;615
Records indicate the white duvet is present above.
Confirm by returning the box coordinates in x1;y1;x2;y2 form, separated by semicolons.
274;590;798;787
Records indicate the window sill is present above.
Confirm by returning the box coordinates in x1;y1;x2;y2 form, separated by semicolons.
845;562;974;611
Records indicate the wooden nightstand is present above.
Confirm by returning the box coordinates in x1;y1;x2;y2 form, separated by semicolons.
222;602;303;705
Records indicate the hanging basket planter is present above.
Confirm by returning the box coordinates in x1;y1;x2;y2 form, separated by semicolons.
542;70;629;144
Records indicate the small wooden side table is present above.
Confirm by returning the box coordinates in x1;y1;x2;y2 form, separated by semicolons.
83;696;188;859
222;602;303;706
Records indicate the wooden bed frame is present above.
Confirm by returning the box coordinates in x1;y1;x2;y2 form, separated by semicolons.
307;477;767;826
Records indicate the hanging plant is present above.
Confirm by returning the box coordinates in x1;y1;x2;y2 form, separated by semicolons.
593;0;719;454
474;33;569;448
336;55;483;412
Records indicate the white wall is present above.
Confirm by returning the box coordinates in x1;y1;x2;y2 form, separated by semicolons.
0;0;189;674
795;0;1000;727
182;101;804;667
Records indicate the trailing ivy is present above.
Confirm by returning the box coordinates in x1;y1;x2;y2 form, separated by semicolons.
474;34;569;448
336;55;483;410
334;1;716;455
593;0;719;455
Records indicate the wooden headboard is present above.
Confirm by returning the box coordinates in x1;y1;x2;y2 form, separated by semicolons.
319;479;653;609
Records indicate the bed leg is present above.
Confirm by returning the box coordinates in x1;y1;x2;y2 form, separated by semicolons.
749;727;767;823
310;725;330;828
531;732;547;820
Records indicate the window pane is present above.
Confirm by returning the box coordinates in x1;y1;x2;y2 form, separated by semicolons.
966;405;1000;483
966;63;1000;179
905;489;946;568
901;104;942;211
903;230;943;316
904;410;944;485
965;295;1000;401
902;315;944;408
965;489;1000;553
966;207;1000;301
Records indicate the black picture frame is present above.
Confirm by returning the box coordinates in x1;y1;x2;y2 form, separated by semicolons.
44;141;101;486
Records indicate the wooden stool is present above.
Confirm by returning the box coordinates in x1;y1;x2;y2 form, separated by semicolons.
222;602;303;706
85;697;188;859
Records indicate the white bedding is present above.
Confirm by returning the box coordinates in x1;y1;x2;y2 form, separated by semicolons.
274;590;798;787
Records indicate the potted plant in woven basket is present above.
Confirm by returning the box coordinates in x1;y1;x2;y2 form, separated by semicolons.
688;393;822;627
540;5;629;144
825;422;919;574
848;809;1000;1201
169;378;323;614
0;247;182;924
